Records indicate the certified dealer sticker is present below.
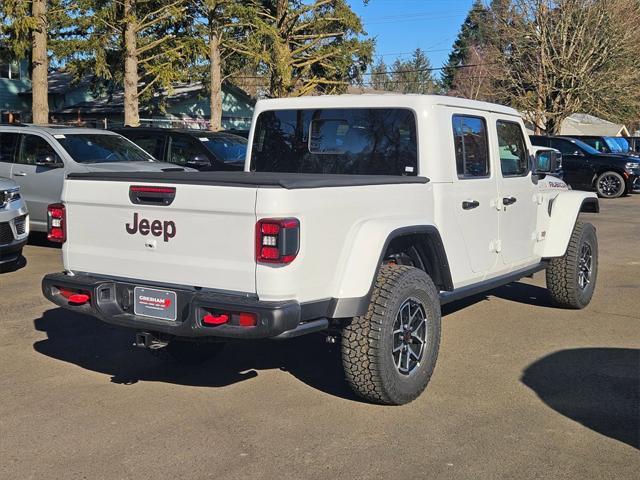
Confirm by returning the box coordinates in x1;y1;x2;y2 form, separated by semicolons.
133;287;177;321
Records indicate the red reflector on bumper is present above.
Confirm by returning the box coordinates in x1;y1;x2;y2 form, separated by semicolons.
202;313;229;325
239;312;257;327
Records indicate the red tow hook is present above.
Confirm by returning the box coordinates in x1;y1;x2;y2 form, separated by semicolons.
58;287;91;306
67;293;90;305
202;313;229;325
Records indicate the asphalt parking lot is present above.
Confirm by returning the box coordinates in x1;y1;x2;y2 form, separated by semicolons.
1;196;638;479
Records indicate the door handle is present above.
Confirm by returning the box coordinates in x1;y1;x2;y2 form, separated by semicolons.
503;197;517;206
462;200;480;210
14;172;27;176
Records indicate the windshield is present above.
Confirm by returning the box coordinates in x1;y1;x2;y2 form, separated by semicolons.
57;134;155;164
200;135;247;163
609;137;630;153
250;108;418;175
603;137;623;153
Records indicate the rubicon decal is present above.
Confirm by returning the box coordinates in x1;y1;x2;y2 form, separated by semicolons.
126;212;176;242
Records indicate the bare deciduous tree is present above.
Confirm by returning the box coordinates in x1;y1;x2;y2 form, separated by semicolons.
494;0;640;134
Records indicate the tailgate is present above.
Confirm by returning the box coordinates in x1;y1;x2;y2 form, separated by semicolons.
62;179;257;294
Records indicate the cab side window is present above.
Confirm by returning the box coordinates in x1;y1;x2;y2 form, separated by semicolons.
452;115;490;178
18;135;58;165
496;120;529;176
0;132;19;163
168;134;205;165
550;138;579;156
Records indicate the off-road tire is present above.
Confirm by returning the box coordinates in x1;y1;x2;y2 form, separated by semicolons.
149;340;225;365
595;171;626;198
341;265;441;405
546;221;598;309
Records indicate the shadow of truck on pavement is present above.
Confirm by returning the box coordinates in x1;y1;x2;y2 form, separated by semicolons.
522;348;640;450
33;308;360;401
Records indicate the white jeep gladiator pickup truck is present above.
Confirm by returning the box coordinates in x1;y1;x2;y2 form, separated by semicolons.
42;95;599;405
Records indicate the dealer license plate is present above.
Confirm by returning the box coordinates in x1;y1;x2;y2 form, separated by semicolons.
133;287;177;321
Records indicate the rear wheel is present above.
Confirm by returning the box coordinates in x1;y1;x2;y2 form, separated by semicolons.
546;221;598;309
341;265;441;405
595;171;625;198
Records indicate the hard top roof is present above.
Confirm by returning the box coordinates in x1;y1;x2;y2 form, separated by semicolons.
254;94;521;117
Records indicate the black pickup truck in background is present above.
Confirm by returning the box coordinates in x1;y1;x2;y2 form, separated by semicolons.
559;135;639;158
530;135;640;198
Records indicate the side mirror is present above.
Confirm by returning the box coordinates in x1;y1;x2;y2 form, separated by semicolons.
186;155;211;167
35;154;64;168
573;149;585;157
535;150;561;175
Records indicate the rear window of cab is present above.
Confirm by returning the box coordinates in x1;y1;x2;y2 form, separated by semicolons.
250;108;418;176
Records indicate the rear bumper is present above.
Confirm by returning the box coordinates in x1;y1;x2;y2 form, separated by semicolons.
42;272;303;339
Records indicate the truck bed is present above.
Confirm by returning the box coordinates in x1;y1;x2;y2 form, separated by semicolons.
67;171;429;189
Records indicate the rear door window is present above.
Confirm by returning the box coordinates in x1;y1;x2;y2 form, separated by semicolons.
250;108;417;175
0;132;19;163
452;115;490;178
550;138;579;156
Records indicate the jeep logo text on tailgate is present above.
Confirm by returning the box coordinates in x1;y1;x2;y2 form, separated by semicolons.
126;212;176;242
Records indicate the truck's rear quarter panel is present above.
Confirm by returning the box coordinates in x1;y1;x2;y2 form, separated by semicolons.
255;183;433;302
63;179;257;293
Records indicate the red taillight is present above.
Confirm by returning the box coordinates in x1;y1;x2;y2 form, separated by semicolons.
256;218;300;264
47;203;66;243
58;287;90;305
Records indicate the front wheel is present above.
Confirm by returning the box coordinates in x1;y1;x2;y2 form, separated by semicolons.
596;171;626;198
546;221;598;309
341;265;441;405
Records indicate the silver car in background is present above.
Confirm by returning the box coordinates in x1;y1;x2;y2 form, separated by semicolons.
0;125;194;232
0;178;29;269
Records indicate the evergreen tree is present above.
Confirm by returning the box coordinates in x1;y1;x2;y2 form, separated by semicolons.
381;49;437;94
229;0;373;98
370;58;390;91
440;0;491;92
59;0;190;126
0;0;71;124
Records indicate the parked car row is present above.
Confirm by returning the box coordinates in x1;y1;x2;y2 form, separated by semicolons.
0;123;248;270
0;118;635;275
530;135;640;198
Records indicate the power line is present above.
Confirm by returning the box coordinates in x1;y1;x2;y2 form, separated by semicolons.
363;62;499;76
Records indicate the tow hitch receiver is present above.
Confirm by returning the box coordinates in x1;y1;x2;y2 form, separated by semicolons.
134;332;169;350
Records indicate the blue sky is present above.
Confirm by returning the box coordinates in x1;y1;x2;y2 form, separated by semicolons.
348;0;476;75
